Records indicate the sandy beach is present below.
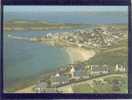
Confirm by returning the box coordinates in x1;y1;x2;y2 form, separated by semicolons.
66;47;96;63
15;85;36;93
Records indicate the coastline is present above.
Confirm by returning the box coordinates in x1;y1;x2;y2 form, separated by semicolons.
14;47;95;93
65;47;96;64
14;85;36;93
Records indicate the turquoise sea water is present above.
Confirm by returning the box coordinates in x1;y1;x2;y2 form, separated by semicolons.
4;30;73;89
4;12;128;90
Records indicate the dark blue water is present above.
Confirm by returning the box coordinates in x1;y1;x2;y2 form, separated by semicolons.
4;11;128;89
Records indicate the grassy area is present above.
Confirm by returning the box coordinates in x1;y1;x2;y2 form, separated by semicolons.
72;84;94;93
72;74;128;93
103;75;128;93
85;54;127;65
84;38;128;65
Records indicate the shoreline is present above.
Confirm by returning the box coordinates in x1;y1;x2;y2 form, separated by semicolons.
13;47;95;93
65;47;96;64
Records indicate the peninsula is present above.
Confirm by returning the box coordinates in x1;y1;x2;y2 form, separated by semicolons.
4;20;81;32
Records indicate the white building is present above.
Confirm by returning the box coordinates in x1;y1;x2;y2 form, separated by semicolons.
115;64;126;72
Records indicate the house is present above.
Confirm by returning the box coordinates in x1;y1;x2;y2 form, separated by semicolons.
74;67;82;79
51;74;69;87
77;43;83;47
34;82;48;93
90;65;109;74
70;66;75;78
55;73;60;77
46;33;52;37
115;64;126;72
74;65;90;79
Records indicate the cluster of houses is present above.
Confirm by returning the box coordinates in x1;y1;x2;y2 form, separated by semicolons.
33;81;58;93
39;26;126;48
33;63;127;93
29;26;127;50
86;64;127;75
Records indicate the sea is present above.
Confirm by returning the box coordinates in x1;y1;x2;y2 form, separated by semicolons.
3;11;128;90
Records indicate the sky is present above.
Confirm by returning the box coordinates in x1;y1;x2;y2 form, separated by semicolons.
4;6;128;12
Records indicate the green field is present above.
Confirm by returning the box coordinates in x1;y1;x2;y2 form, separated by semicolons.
72;74;128;93
84;38;128;65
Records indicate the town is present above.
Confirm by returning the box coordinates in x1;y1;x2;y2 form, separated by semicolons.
33;63;127;93
8;24;128;93
31;24;128;93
